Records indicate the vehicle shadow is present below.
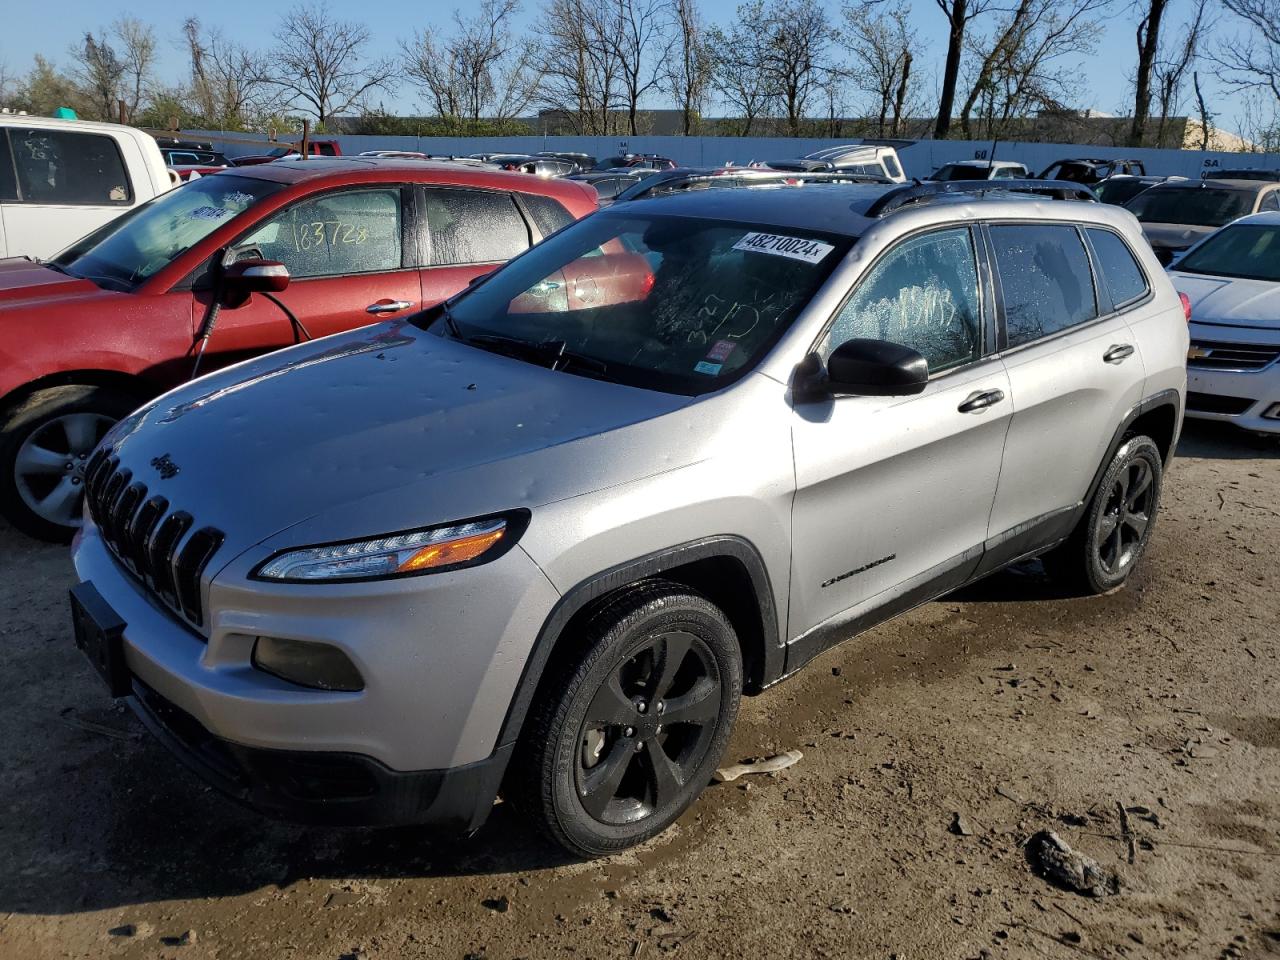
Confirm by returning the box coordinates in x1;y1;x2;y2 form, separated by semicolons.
1175;420;1279;460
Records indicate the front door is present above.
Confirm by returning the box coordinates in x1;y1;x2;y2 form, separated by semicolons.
194;185;420;373
788;226;1011;669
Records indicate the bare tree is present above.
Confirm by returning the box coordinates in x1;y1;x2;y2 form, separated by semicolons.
1152;0;1212;145
958;0;1105;139
183;19;278;128
402;0;542;129
707;9;773;135
1130;0;1172;145
69;31;124;120
113;17;156;121
933;0;1000;138
840;5;918;137
0;61;15;106
269;3;397;126
540;0;624;134
1213;0;1280;112
667;0;715;135
1193;70;1213;147
608;0;672;135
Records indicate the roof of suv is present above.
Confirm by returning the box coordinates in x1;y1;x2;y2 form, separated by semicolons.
209;156;598;206
1142;178;1275;195
606;181;1122;238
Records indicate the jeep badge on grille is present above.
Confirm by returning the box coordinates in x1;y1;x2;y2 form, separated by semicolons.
150;453;180;479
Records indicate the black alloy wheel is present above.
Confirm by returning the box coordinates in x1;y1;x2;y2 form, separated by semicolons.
510;581;741;858
576;629;722;825
1095;456;1155;577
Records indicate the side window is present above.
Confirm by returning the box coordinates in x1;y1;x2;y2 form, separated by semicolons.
237;188;402;279
825;227;982;375
1260;191;1280;212
9;129;132;205
882;154;903;179
521;193;576;237
0;134;17;201
1086;228;1150;307
990;224;1098;348
425;188;530;265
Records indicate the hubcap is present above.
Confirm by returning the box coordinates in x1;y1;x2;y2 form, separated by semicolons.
1096;458;1154;576
576;630;722;825
13;413;116;527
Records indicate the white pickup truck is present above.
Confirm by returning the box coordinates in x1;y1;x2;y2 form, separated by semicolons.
0;115;173;259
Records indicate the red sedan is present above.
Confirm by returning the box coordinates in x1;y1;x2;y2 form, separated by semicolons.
0;158;597;540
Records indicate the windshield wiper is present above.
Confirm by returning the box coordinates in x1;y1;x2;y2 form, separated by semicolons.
466;334;609;376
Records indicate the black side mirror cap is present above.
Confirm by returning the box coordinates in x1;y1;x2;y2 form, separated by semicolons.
793;339;929;401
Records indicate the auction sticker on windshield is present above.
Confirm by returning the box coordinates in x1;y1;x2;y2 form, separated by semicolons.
733;232;835;264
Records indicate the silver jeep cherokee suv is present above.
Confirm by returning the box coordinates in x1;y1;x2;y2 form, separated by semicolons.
70;181;1187;858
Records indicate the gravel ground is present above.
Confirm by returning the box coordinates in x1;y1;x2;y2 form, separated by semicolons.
0;420;1277;960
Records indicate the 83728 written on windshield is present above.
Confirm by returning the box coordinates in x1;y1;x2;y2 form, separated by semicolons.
443;213;850;395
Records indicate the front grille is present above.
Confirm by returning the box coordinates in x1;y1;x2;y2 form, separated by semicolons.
1186;391;1254;415
1189;340;1280;371
84;448;224;630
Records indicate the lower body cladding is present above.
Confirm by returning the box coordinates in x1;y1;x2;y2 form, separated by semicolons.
1186;326;1280;435
69;523;559;829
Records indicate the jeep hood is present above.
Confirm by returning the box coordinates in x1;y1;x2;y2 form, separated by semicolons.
100;321;694;553
1169;272;1280;329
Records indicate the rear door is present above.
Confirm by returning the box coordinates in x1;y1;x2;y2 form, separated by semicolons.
418;186;533;306
787;225;1011;667
980;221;1147;572
193;184;420;372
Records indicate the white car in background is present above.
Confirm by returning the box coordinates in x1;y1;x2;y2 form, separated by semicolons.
1169;211;1280;434
927;159;1030;181
0;115;172;259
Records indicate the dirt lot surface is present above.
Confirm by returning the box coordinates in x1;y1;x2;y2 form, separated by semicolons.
1;421;1277;960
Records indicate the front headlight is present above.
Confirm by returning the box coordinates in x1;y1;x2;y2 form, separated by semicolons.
253;512;527;583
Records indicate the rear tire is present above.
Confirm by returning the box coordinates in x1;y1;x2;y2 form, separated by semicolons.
0;385;139;542
1044;435;1163;595
508;580;742;859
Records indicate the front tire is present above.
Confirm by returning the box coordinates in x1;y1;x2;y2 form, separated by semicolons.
509;581;742;859
1046;435;1163;595
0;385;138;542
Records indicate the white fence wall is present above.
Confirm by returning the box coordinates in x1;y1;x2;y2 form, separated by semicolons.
190;131;1280;180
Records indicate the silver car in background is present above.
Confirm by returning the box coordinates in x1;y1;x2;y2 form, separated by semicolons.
69;181;1187;858
1170;211;1280;433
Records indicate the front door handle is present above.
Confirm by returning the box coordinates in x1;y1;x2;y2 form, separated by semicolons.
366;299;413;315
958;388;1006;413
1103;343;1135;363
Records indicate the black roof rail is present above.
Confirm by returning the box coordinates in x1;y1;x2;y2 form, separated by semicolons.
864;179;1098;218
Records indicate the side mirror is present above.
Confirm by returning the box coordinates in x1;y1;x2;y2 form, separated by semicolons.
220;258;290;308
794;338;929;401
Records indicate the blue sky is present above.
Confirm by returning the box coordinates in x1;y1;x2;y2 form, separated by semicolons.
0;0;1245;136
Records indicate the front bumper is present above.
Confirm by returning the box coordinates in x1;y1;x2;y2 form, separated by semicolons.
129;676;510;828
70;518;560;826
1185;328;1280;434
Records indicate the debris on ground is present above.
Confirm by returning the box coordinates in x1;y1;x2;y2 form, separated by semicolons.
713;750;803;783
950;811;975;836
482;896;511;914
1025;830;1119;897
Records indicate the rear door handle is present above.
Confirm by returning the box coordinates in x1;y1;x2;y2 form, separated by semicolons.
366;299;413;315
1103;343;1135;363
958;388;1006;413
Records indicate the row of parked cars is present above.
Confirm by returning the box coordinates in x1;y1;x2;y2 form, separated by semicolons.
3;107;1272;861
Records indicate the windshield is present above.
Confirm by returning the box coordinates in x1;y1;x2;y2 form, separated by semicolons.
435;212;851;395
1095;179;1153;205
51;175;281;290
1175;224;1280;282
1127;187;1252;227
932;164;990;182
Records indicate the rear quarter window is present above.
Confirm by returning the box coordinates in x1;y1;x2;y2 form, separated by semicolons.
990;224;1099;348
8;128;132;205
520;193;576;238
1086;229;1149;307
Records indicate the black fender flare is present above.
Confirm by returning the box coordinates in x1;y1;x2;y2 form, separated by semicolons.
494;534;783;753
1084;388;1182;509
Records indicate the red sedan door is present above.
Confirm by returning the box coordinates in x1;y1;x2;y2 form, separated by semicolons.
193;185;421;372
418;186;534;307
